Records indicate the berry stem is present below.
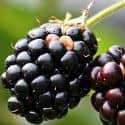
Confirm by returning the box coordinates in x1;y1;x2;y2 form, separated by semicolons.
87;0;125;27
49;1;125;30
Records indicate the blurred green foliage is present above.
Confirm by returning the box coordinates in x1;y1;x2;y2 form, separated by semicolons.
0;1;124;125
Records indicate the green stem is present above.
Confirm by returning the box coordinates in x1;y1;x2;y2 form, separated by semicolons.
87;0;125;27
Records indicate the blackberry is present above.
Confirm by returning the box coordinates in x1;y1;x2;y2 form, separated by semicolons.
1;22;98;124
89;45;125;125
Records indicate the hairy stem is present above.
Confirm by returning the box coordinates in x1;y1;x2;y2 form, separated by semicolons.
87;0;125;27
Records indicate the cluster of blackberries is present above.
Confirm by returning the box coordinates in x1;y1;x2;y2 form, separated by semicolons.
90;45;125;125
1;23;98;124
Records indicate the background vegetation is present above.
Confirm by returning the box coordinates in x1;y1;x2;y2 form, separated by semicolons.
0;0;124;125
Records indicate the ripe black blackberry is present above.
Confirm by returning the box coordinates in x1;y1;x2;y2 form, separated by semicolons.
89;45;125;125
1;21;98;124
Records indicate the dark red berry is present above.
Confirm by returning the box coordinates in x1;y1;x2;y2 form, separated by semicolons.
105;88;125;107
98;62;122;86
91;92;105;111
117;110;125;125
90;45;125;125
100;115;112;125
100;101;116;122
90;66;101;89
